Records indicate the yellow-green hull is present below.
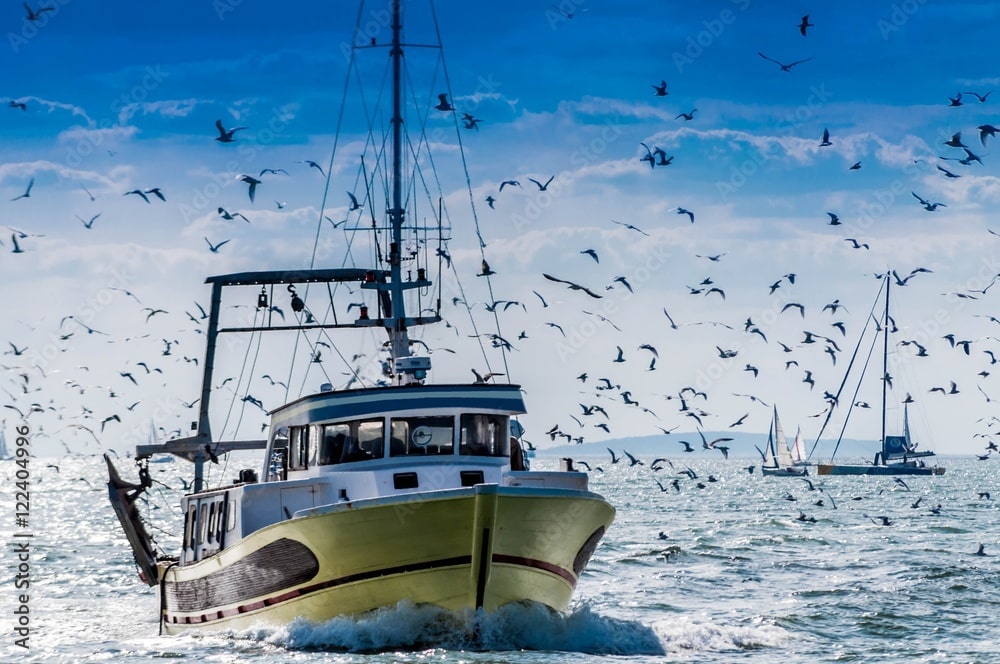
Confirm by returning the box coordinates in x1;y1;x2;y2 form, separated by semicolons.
161;485;614;633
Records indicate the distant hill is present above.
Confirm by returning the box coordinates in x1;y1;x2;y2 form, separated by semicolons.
533;431;883;463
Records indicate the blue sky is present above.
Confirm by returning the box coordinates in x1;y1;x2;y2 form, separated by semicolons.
3;0;1000;459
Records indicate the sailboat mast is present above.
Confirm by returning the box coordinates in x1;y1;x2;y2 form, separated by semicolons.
388;0;411;364
880;271;890;454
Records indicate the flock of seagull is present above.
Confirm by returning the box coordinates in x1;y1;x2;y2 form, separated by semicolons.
3;8;1000;538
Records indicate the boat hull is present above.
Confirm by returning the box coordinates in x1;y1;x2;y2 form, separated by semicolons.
816;463;945;476
160;484;614;633
761;465;808;477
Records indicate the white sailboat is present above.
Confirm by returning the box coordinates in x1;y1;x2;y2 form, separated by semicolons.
761;407;808;476
105;0;614;635
0;422;10;460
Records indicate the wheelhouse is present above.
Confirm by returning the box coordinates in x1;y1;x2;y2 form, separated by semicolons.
262;383;526;481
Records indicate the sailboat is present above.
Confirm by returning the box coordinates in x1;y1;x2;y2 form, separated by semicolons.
760;407;808;476
0;422;10;460
815;272;945;476
105;0;614;634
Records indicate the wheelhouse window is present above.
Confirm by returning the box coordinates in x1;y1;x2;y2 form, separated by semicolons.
460;414;510;457
287;426;308;471
390;415;454;457
319;418;385;465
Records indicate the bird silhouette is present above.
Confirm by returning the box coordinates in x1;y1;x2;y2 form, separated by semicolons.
652;80;668;96
205;237;230;253
238;174;261;203
798;14;814;35
214;119;246;142
758;52;813;72
298;160;326;176
10;177;33;201
434;93;455;111
529;175;554;191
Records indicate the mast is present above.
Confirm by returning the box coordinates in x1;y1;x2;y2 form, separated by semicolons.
880;271;890;459
388;0;410;364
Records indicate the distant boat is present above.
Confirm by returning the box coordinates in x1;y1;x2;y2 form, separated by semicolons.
761;407;808;476
790;426;813;469
815;272;945;476
0;422;10;460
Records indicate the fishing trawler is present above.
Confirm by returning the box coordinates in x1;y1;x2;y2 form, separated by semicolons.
813;272;945;476
106;1;614;634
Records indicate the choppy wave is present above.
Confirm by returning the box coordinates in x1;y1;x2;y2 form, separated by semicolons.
244;601;665;655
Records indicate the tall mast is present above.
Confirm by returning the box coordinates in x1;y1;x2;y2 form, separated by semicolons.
880;271;890;455
388;0;411;364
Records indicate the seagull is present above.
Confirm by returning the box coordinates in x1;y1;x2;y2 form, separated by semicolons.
849;161;862;170
7;99;27;111
798;14;814;35
652;80;668;96
612;219;649;236
758;52;813;72
434;93;455;111
485;195;496;209
819;127;832;146
528;175;554;191
826;212;841;225
218;206;249;222
144;187;165;201
297;160;326;177
10;177;33;201
542;273;603;298
204;237;230;253
499;179;520;191
675;207;695;223
24;3;55;21
675;108;697;121
76;213;101;229
347;191;362;210
461;112;480;130
912;191;946;211
845;238;869;250
978;124;998;147
238;174;261;203
214;119;246;143
123;189;150;203
944;132;966;148
580;248;599;263
937;164;961;178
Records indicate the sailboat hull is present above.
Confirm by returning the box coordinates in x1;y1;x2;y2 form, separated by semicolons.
160;484;614;633
761;465;808;477
816;463;945;476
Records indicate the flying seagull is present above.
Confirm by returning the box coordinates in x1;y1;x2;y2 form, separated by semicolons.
238;174;261;203
204;237;230;253
434;93;455;111
10;177;33;201
214;119;247;143
798;14;814;36
758;52;813;72
542;273;603;299
298;160;326;177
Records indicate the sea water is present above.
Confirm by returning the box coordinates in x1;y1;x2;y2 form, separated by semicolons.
2;455;997;662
